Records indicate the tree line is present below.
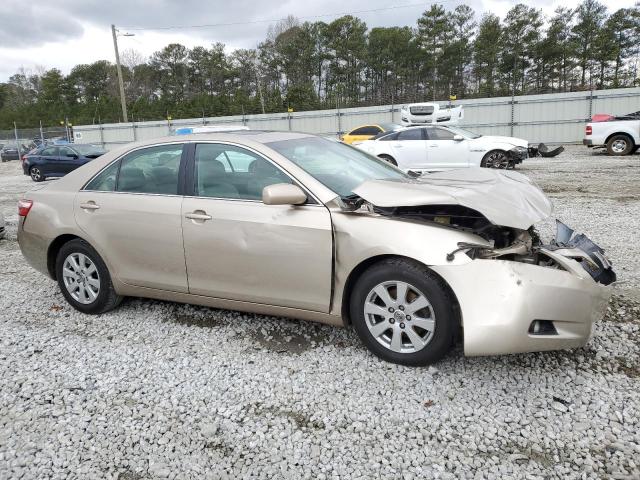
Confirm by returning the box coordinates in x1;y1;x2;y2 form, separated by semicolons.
1;0;639;129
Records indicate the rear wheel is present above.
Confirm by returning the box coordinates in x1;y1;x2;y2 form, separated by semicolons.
30;166;44;182
606;134;634;156
378;154;397;166
55;239;122;314
350;258;455;366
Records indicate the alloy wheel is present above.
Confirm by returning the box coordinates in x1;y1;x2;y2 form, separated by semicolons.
611;139;627;154
62;253;101;304
30;167;41;181
486;151;509;168
363;280;436;354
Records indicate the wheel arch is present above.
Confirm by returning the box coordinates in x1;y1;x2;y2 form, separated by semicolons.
340;254;462;335
47;233;85;279
605;131;635;147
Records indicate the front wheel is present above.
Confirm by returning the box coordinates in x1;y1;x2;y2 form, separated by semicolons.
30;166;45;182
481;150;511;169
56;239;123;314
350;258;456;366
606;134;634;156
378;154;397;166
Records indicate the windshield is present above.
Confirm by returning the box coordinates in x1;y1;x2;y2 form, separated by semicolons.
446;126;482;139
267;137;409;198
72;144;106;156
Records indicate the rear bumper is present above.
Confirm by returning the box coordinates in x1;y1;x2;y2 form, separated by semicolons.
432;252;612;356
583;139;593;147
1;152;20;160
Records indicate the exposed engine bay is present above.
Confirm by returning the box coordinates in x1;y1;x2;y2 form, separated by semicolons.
372;204;616;286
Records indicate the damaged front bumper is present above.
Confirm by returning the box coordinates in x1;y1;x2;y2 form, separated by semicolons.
509;146;528;164
432;249;612;356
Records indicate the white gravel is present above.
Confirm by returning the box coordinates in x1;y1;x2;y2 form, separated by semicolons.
0;146;639;479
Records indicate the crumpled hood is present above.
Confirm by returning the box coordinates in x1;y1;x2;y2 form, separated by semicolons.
352;168;553;230
474;135;528;148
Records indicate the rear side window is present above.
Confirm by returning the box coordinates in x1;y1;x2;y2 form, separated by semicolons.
117;144;183;194
41;147;58;156
397;129;424;141
85;161;119;191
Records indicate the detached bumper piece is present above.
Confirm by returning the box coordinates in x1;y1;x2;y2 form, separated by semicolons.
545;220;616;286
528;142;565;158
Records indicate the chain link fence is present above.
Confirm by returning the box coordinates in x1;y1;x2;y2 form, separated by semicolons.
0;125;71;154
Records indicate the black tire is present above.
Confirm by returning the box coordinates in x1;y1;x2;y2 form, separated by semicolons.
606;134;634;156
481;150;510;168
30;166;45;182
349;258;456;366
55;239;123;314
378;154;397;166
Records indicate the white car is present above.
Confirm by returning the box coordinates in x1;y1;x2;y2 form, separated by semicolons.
354;125;529;172
400;102;463;126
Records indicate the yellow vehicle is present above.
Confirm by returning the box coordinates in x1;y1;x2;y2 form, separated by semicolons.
341;123;401;144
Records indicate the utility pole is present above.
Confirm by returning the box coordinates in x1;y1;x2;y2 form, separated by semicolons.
111;24;129;123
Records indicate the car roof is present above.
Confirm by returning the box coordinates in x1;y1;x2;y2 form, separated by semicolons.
124;130;316;149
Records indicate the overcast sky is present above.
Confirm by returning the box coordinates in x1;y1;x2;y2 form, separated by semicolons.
0;0;634;81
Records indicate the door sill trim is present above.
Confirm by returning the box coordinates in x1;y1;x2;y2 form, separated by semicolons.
113;280;344;327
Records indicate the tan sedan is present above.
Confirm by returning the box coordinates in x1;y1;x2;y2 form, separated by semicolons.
18;131;615;365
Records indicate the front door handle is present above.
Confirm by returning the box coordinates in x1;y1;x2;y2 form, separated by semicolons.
185;211;212;221
80;202;100;211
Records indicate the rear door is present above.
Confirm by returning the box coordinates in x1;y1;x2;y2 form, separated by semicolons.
387;128;428;170
424;127;470;169
74;143;188;292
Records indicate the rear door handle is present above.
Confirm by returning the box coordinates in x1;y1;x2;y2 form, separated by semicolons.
185;211;212;221
80;202;100;210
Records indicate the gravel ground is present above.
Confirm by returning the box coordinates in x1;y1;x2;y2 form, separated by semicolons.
0;146;638;479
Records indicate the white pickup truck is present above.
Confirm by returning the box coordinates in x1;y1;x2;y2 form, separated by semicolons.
583;112;640;155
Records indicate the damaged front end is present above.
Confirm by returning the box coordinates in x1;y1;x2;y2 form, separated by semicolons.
372;203;616;286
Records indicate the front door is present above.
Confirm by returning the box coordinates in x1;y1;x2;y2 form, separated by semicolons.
424;127;470;169
181;142;333;312
57;146;83;174
39;146;59;175
75;143;188;292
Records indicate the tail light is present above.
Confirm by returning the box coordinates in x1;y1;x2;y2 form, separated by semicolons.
18;199;33;217
585;126;592;135
21;155;27;164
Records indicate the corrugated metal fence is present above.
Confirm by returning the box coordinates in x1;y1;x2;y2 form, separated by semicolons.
73;87;640;150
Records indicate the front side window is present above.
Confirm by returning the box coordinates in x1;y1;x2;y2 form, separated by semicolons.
116;144;183;194
59;146;76;157
195;143;292;200
267;137;408;198
426;127;455;141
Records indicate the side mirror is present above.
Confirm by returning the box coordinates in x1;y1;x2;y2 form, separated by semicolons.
66;153;78;159
453;135;464;141
262;183;307;206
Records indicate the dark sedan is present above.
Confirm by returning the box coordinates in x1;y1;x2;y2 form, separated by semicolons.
23;144;106;182
1;143;28;162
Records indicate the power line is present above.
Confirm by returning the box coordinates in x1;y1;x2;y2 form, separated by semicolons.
120;1;459;31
